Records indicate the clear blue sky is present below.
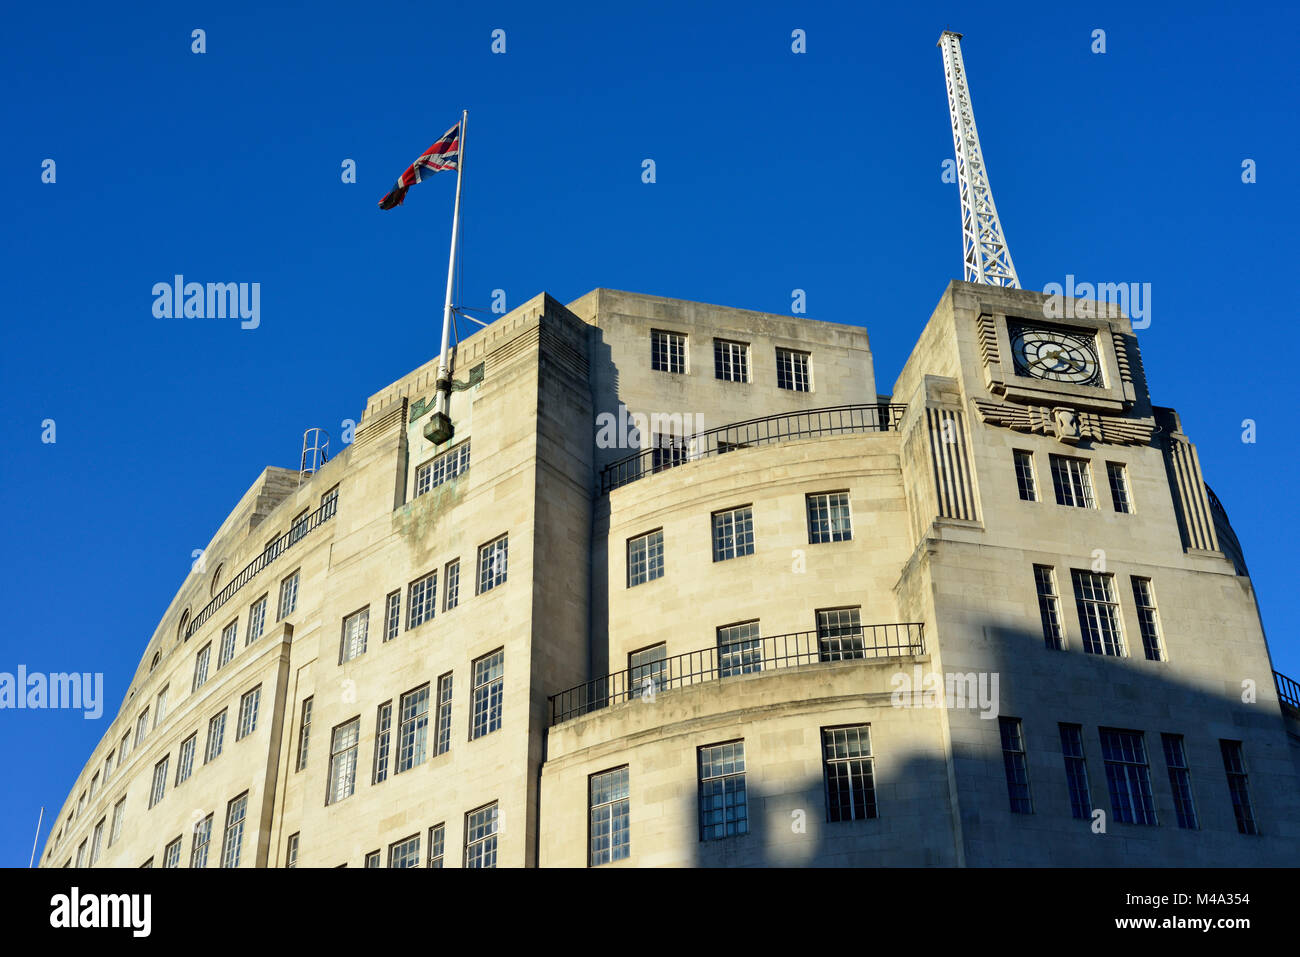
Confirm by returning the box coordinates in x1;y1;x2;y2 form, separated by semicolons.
2;0;1296;865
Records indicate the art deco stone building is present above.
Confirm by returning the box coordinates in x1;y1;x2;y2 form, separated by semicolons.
42;282;1300;868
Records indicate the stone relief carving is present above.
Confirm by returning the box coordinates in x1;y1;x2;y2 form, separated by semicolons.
972;398;1155;446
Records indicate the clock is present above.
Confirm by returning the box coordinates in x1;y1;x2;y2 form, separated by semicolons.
1008;324;1102;386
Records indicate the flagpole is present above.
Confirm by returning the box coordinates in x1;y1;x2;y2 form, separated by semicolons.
427;109;467;446
29;806;43;868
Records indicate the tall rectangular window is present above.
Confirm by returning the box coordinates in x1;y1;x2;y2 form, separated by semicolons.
629;644;668;699
1034;565;1065;650
277;569;300;621
327;718;361;805
1220;740;1258;835
698;741;748;840
320;484;339;518
444;559;460;610
817;606;864;661
120;731;130;764
372;701;393;784
407;573;436;628
1050;454;1095;508
1162;734;1198;829
245;595;267;645
236;686;261;740
340;607;369;663
1072;570;1126;656
650;432;688;472
1131;577;1163;661
154;686;169;728
192;643;211;692
190;813;213;868
176;733;196;785
471;650;504;739
218;618;238;668
651;329;686;373
713;339;749;382
775;347;810;391
1107;462;1132;513
388;834;421;868
427;824;445;868
414;441;471;496
711;506;754;562
90;818;105;864
220;792;248;868
288;508;310;545
477;535;508;593
149;756;169;809
806;491;852;543
1059;723;1091;819
1013;450;1038;501
384;591;401;641
822;725;877;822
134;708;150;748
364;851;380;868
627;529;664;587
76;840;87;868
296;697;312;772
285;833;299;868
109;797;125;846
1100;729;1157;825
999;717;1033;814
163;837;182;868
104;751;114;786
717;621;761;677
589;766;631;866
464;803;499;868
205;709;227;763
435;673;453;756
397;684;431;773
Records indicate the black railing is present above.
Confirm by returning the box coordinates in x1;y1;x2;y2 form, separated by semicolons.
548;623;925;726
1276;671;1300;714
185;496;337;639
600;403;908;493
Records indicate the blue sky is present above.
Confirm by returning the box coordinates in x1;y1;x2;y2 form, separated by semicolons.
2;0;1296;864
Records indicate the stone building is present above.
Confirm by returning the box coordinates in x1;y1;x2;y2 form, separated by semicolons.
41;281;1300;868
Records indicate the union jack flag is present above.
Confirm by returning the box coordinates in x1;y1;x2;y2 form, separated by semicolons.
378;122;461;210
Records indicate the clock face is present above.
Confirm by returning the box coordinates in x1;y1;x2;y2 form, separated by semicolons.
1008;325;1102;386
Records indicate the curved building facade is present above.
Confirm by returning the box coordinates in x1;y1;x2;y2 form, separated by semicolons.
41;282;1300;868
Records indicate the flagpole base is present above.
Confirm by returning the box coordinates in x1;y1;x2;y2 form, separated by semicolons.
423;412;454;446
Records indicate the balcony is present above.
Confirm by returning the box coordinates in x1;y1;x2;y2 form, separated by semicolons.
1276;671;1300;719
600;403;908;494
548;623;925;726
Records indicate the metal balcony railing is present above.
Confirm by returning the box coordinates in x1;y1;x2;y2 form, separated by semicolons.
1276;671;1300;714
600;403;907;493
548;623;925;726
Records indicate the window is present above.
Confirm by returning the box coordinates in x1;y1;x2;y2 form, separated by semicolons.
816;606;864;661
1220;740;1258;835
1013;450;1037;501
464;803;499;868
134;709;150;748
190;813;213;868
365;851;381;868
1106;462;1132;513
1131;577;1163;661
1098;729;1158;826
78;791;86;817
75;839;87;868
246;595;267;645
90;818;105;864
218;618;238;669
477;536;509;593
88;772;99;801
327;718;360;804
372;701;392;784
384;591;401;641
444;559;460;611
285;833;299;868
629;644;668;699
435;673;453;756
414;441;471;496
163;836;182;868
277;569;300;621
1072;570;1126;656
711;506;754;562
397;685;431;773
1162;734;1198;829
139;857;153;869
237;686;261;740
120;731;130;764
154;688;169;728
149;756;169;809
150;652;160;673
210;564;224;597
717;621;761;677
775;347;810;391
103;751;114;786
339;607;369;663
427;824;445;868
589;767;631;866
651;329;686;373
296;697;313;772
388;834;421;868
1059;723;1091;820
407;573;436;629
650;433;688;472
288;508;310;545
221;792;248;868
205;710;227;763
822;725;877;822
627;529;664;587
177;609;190;643
1034;565;1065;650
192;643;211;692
806;492;852;543
999;717;1032;814
471;650;504;739
1050;454;1095;508
109;797;125;846
698;741;748;840
320;484;339;518
713;339;749;382
176;733;196;785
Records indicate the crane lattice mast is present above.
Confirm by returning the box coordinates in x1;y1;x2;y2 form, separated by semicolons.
938;30;1020;288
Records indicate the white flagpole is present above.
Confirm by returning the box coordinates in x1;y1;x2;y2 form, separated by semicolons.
29;806;43;868
429;109;467;445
